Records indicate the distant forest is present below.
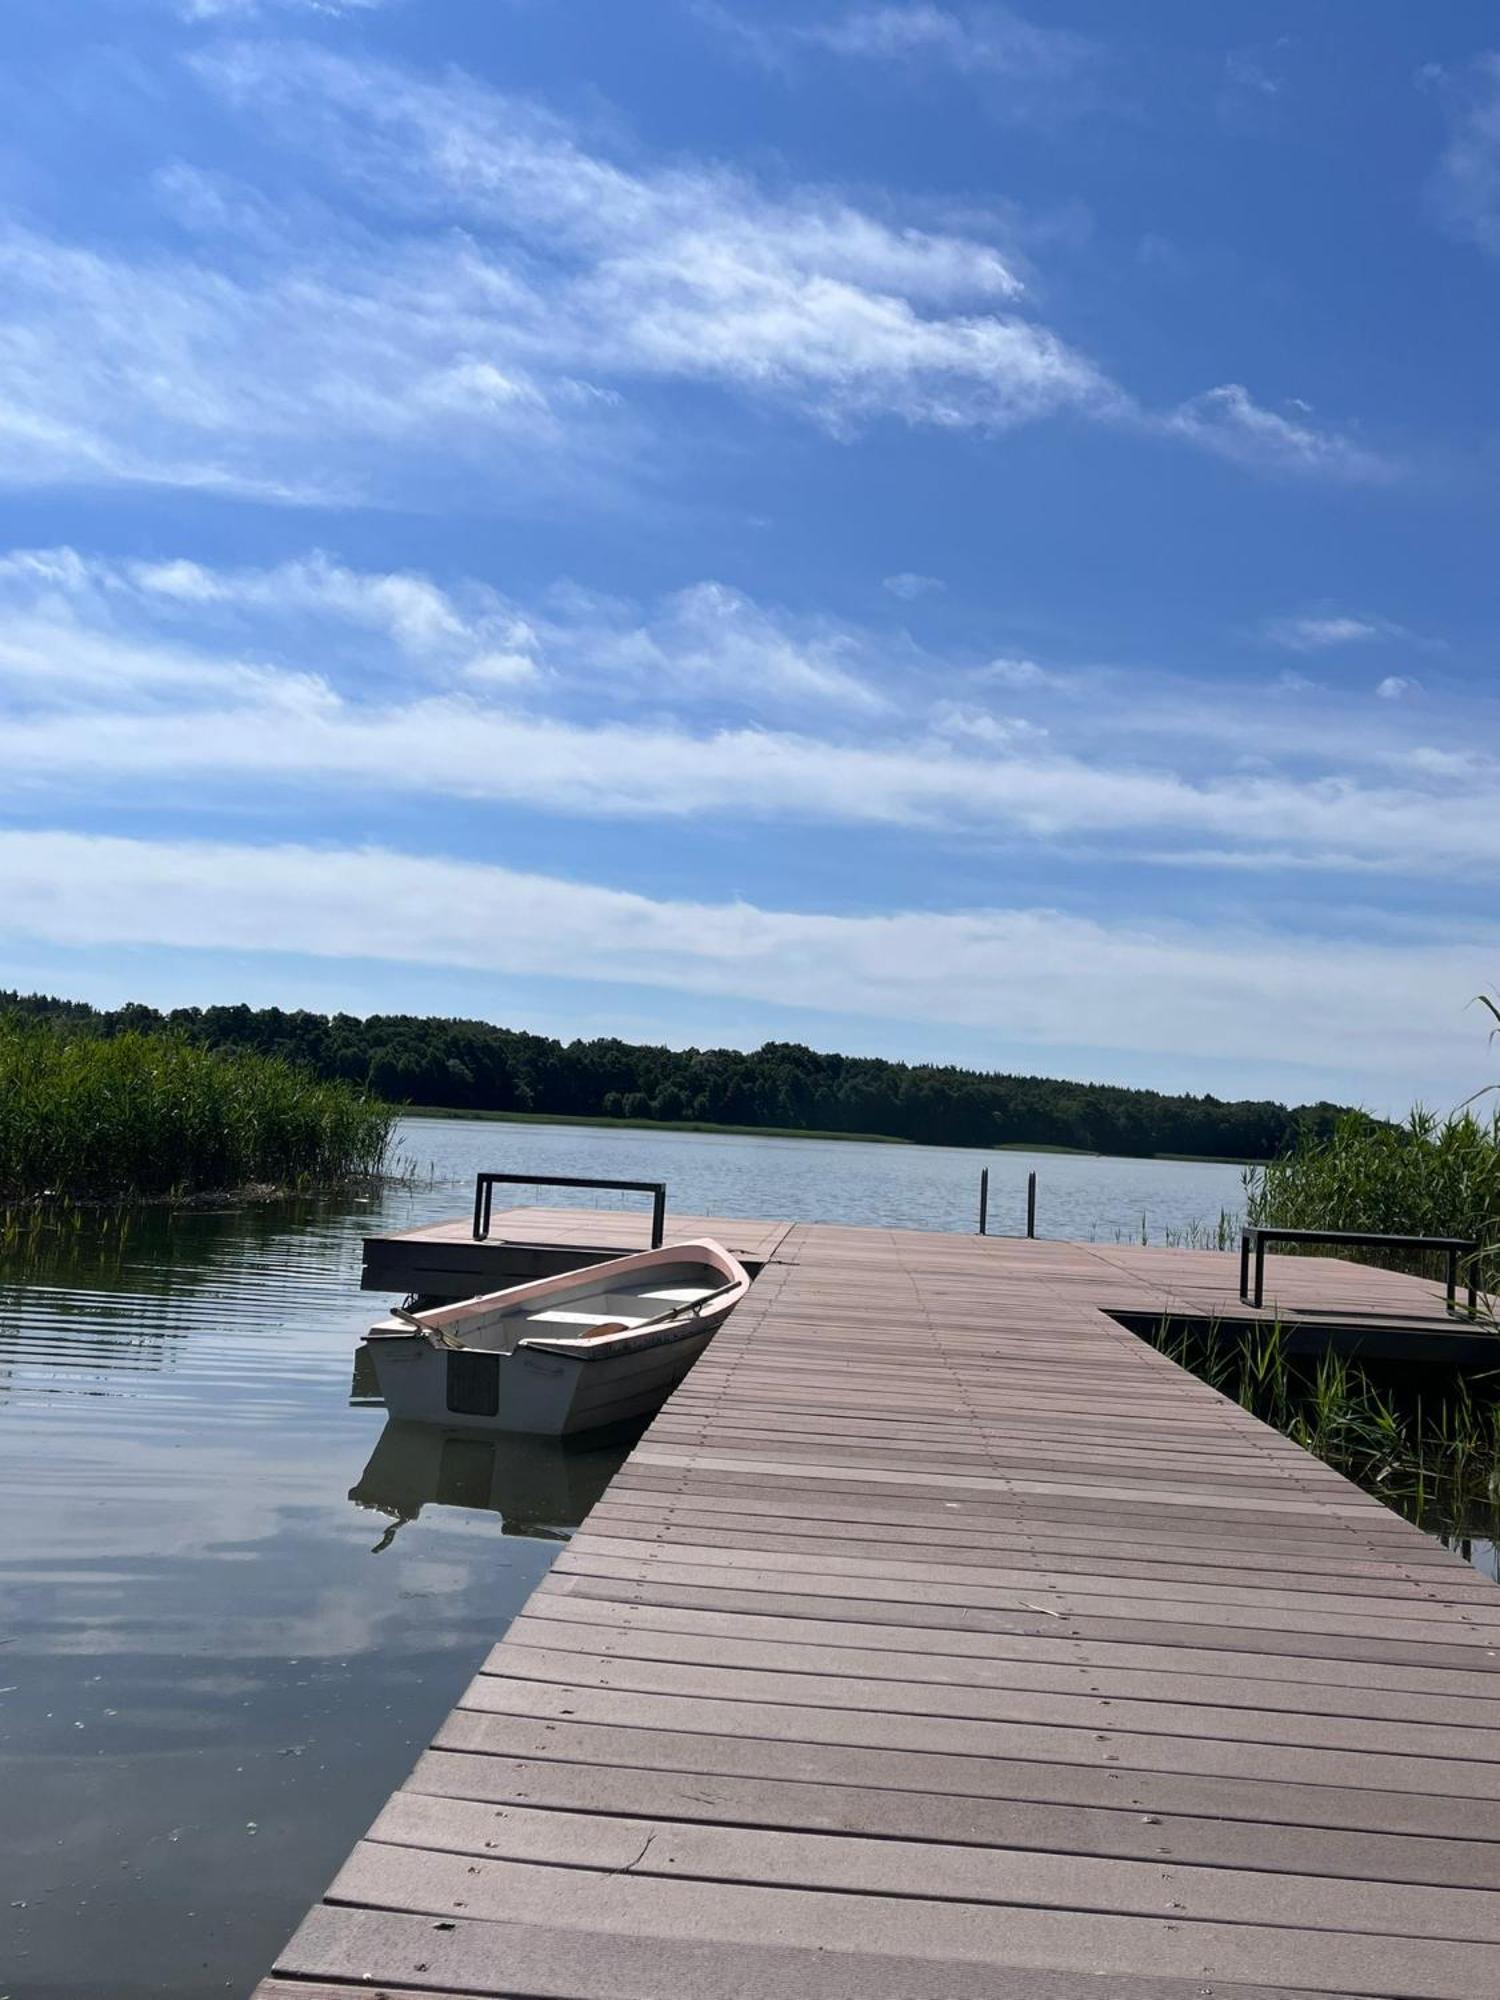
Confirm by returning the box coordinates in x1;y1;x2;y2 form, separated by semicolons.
1;992;1351;1161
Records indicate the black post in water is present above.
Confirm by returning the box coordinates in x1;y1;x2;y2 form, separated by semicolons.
1026;1171;1037;1239
978;1168;989;1237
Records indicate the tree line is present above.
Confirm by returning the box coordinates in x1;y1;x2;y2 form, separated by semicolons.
0;991;1351;1161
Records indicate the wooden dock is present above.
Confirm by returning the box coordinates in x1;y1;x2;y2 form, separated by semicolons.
261;1215;1500;2000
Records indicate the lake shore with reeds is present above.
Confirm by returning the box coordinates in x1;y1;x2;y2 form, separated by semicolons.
0;1017;395;1203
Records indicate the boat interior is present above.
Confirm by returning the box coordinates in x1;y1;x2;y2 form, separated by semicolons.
409;1257;730;1354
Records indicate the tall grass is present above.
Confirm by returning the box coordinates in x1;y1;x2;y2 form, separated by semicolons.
1246;1106;1500;1296
0;1017;395;1200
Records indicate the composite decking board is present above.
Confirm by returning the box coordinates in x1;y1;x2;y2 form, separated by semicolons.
408;1747;1500;1892
482;1640;1500;1761
558;1535;1499;1624
501;1608;1500;1717
258;1218;1500;2000
433;1705;1500;1846
321;1841;1500;1999
592;1480;1440;1536
596;1487;1443;1554
456;1675;1500;1802
367;1791;1500;1942
266;1909;1373;2000
543;1573;1500;1673
574;1515;1497;1597
512;1594;1500;1700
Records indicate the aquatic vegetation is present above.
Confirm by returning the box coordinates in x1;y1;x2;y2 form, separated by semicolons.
0;1017;395;1200
1143;1316;1500;1545
1246;1105;1500;1300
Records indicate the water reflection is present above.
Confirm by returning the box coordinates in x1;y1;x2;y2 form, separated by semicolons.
0;1173;638;2000
351;1417;636;1550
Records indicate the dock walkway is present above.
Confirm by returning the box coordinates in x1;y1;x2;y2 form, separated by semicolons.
259;1218;1500;2000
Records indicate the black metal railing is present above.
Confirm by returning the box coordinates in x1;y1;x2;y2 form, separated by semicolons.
472;1172;668;1247
1239;1225;1481;1316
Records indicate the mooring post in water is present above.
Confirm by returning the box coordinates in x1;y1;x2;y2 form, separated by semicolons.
978;1168;989;1236
1026;1170;1037;1239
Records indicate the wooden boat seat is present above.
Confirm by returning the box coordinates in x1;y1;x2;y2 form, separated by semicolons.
527;1308;652;1328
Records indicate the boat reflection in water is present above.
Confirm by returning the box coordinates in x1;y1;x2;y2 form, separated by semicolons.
350;1416;635;1551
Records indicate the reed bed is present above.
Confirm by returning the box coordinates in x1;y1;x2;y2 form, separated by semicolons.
0;1018;395;1200
1104;1209;1242;1251
1246;1105;1500;1299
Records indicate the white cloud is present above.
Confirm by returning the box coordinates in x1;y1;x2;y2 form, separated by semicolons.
1376;674;1421;701
803;4;1096;83
0;41;1387;503
188;41;1111;442
0;224;587;504
0;544;890;719
177;0;388;18
1425;53;1500;256
10;545;1496;877
0;546;539;690
1163;384;1392;484
7;651;1500;877
570;581;889;711
129;553;536;675
883;571;945;599
929;700;1038;746
1265;614;1387;651
0;828;1489;1094
976;654;1052;686
710;4;1104;122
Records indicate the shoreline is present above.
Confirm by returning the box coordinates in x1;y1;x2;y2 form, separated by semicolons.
396;1105;1257;1164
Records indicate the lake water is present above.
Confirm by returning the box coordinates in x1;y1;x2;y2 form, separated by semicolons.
393;1117;1251;1242
0;1120;1248;1997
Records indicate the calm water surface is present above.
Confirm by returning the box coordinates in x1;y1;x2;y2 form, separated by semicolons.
0;1121;1247;1996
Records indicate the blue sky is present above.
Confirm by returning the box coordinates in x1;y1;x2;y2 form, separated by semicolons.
2;1;1499;1110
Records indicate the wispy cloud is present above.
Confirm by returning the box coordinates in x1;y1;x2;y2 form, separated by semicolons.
1265;613;1391;652
0;827;1490;1093
808;3;1093;74
1162;384;1393;483
0;223;592;504
707;4;1105;122
193;41;1111;441
175;0;390;19
883;571;945;599
0;545;885;718
4;545;1499;875
0;40;1387;503
1424;52;1500;255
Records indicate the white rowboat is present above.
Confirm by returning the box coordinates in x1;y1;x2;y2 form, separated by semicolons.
362;1238;750;1437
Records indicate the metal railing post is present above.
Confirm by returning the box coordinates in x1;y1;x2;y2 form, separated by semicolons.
1026;1171;1037;1240
470;1172;668;1245
978;1168;989;1236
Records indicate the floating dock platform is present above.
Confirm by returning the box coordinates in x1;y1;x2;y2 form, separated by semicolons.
259;1208;1500;2000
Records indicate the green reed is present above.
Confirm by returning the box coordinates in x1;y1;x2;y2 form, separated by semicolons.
1101;1209;1243;1250
0;1016;396;1201
1246;1104;1500;1300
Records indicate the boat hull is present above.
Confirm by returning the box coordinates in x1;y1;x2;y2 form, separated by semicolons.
367;1316;718;1435
362;1237;749;1437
